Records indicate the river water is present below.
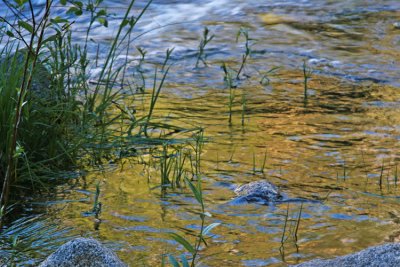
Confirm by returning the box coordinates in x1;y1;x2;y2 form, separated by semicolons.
4;0;400;266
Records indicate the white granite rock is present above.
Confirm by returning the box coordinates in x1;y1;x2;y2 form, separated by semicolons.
39;238;127;267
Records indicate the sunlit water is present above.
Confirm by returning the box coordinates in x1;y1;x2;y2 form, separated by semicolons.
3;0;400;266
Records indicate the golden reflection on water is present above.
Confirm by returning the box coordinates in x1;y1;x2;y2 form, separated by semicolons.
50;70;400;266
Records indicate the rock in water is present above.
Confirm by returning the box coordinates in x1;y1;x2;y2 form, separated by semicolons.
39;238;127;267
234;180;283;204
294;243;400;267
259;13;297;25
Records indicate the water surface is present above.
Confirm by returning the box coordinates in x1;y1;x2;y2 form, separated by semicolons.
4;0;400;266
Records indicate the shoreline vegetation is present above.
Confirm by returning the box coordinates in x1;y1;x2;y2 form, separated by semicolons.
0;0;220;265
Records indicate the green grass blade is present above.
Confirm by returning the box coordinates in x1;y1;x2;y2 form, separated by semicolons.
168;254;181;267
180;255;190;267
169;232;195;254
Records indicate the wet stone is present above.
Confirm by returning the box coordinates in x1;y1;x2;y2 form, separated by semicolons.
294;243;400;267
233;180;283;204
39;238;127;267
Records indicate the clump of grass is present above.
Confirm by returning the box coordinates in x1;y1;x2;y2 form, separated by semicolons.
195;27;214;68
280;203;303;248
0;0;164;217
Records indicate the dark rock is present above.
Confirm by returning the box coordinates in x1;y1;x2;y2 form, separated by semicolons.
39;238;127;267
233;180;283;204
294;243;400;267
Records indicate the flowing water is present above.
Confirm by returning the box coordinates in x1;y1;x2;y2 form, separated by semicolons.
4;0;400;266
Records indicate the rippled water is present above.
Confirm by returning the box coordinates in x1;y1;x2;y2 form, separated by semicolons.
4;0;400;266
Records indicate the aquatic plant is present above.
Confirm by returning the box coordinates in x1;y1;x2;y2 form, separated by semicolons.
259;66;280;86
252;149;268;174
0;214;72;266
236;28;252;80
195;27;214;68
191;129;204;179
221;63;236;125
168;175;220;267
280;203;303;251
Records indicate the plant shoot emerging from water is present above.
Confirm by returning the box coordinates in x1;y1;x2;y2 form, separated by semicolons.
236;27;253;80
196;27;214;68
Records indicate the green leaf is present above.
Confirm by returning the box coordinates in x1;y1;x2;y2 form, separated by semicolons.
169;232;195;254
180;255;190;267
97;9;107;16
97;17;108;27
51;17;69;24
185;177;202;205
13;0;28;7
203;222;221;236
42;34;58;44
18;20;33;34
121;19;129;28
74;1;83;8
6;31;15;38
67;7;82;16
75;9;83;16
168;255;181;267
60;0;67;5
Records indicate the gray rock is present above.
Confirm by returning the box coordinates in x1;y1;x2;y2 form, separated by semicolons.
231;180;321;205
233;180;283;204
294;243;400;267
39;238;127;267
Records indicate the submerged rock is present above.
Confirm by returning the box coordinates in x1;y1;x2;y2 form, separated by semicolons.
259;13;298;25
231;180;320;205
294;243;400;267
39;238;127;267
233;180;283;204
